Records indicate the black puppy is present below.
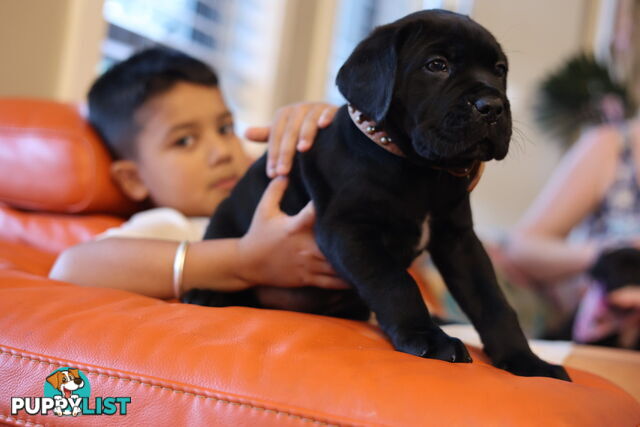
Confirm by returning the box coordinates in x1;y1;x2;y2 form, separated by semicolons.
590;248;640;294
183;10;570;381
586;247;640;348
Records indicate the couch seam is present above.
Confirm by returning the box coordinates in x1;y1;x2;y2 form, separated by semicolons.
0;349;348;427
0;413;45;426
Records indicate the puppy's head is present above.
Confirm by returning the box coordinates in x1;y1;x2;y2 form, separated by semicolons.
589;248;640;292
46;369;84;392
337;9;511;167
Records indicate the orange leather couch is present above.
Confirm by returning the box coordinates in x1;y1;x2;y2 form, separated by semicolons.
0;98;639;426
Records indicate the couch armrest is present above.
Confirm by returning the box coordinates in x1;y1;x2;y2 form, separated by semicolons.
0;241;56;276
1;270;638;426
0;205;124;254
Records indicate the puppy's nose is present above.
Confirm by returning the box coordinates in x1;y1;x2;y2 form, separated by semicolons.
473;96;504;122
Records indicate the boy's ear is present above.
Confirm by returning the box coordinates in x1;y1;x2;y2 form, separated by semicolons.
110;160;149;201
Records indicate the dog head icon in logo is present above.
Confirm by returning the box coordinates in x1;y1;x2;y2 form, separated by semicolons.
46;369;84;398
44;368;91;417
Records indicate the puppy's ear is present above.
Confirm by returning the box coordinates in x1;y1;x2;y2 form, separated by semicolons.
336;24;404;123
69;369;80;380
46;371;63;390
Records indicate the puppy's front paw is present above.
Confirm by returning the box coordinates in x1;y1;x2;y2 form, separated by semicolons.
498;352;571;382
392;327;472;363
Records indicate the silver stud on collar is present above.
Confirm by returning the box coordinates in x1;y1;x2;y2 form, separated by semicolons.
348;104;406;159
348;106;367;124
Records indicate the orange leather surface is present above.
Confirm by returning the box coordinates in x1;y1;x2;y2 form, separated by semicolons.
0;241;56;276
0;270;638;426
0;98;139;215
0;205;123;254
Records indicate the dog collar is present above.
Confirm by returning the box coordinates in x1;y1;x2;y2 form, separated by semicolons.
348;105;406;158
347;105;485;192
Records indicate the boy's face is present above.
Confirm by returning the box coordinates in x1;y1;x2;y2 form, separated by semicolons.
118;82;250;217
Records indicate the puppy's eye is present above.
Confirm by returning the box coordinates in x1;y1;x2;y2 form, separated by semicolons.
424;58;449;73
495;63;508;77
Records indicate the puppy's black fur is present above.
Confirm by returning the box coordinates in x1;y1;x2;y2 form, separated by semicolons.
590;248;640;293
584;248;640;348
183;10;570;380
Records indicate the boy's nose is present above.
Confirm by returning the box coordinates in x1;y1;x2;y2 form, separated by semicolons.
207;139;233;167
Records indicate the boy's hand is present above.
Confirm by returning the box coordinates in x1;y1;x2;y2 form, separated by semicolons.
244;102;338;178
238;176;349;290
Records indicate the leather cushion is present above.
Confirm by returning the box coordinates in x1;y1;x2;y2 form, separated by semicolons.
0;204;123;254
1;271;638;426
0;98;140;215
0;241;56;276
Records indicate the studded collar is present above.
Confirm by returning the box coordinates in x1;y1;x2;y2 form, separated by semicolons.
347;105;485;192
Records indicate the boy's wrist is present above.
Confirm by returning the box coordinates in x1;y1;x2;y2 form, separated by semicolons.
236;235;261;287
182;239;253;293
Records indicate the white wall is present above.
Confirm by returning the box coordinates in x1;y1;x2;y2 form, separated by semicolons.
0;0;106;102
57;0;107;102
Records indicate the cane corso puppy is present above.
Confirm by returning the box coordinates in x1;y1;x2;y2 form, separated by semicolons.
183;9;570;380
590;248;640;294
586;247;640;348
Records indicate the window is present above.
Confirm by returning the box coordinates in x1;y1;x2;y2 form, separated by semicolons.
99;0;289;136
100;0;228;72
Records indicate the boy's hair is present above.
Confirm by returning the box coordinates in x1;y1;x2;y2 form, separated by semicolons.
88;47;219;159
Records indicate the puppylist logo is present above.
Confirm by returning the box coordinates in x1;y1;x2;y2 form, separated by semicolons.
11;367;131;417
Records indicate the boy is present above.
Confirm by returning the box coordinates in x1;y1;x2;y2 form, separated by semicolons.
50;47;344;299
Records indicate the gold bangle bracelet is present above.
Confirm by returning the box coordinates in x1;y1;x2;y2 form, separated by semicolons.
172;241;189;299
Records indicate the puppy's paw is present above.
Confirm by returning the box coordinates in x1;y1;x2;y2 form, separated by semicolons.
498;352;571;382
392;328;472;363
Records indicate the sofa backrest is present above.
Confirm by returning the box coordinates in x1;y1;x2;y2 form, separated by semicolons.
0;98;138;215
0;98;139;256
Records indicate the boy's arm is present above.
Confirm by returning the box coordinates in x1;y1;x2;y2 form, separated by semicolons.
49;238;249;299
506;127;616;283
50;177;348;298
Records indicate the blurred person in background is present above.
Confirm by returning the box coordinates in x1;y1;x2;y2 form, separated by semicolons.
503;55;640;349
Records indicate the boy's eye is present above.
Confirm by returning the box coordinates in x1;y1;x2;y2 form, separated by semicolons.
174;135;195;147
219;123;234;135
